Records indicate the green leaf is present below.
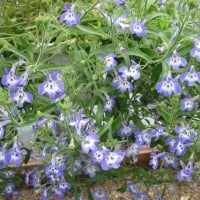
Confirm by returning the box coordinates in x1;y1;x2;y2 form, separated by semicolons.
75;25;108;38
86;187;94;200
111;115;123;134
156;102;171;124
95;105;104;127
132;115;145;129
144;0;157;11
126;49;151;62
98;116;114;137
116;183;127;193
160;61;171;80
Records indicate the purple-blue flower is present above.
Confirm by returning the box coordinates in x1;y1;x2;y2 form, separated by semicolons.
172;138;191;156
112;72;133;93
81;133;99;153
118;60;140;80
104;94;115;112
149;150;160;170
117;122;135;137
59;4;80;27
21;170;32;185
3;182;20;199
125;143;140;160
156;72;181;97
152;126;168;141
180;96;198;111
135;130;152;147
10;87;33;108
38;71;65;101
180;65;200;86
91;148;104;163
160;152;178;168
0;120;11;139
91;188;108;200
190;38;200;62
113;11;130;32
99;53;118;71
2;66;20;91
8;141;23;167
113;0;125;6
69;110;90;135
57;178;72;192
165;51;187;71
130;19;146;37
83;162;99;177
0;144;10;166
100;147;124;171
127;182;141;195
17;70;29;87
177;161;194;181
136;193;148;200
175;124;197;142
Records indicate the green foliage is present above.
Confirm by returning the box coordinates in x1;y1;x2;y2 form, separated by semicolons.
1;0;200;199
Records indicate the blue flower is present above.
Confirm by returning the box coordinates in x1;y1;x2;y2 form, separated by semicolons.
21;170;32;185
10;87;33;108
160;152;178;168
59;4;80;27
149;150;160;170
81;133;99;153
175;124;197;142
17;70;29;87
91;148;104;163
91;188;108;200
190;38;200;62
113;0;125;6
103;94;115;112
57;178;72;192
125;143;140;161
8;141;23;167
130;19;146;37
41;187;49;200
180;65;200;86
165;50;187;71
45;155;66;179
156;72;181;97
113;11;130;32
0;144;10;166
136;192;148;200
99;53;118;71
118;60;140;80
127;182;141;195
4;182;20;199
112;72;133;93
100;147;124;170
152;126;168;141
177;160;194;181
0;120;11;139
172;138;191;156
135;130;152;147
83;162;99;177
117;122;135;137
38;71;65;101
2;66;20;91
30;171;42;189
69;110;90;135
180;96;197;111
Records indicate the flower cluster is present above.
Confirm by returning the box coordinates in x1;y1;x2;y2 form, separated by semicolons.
1;0;200;199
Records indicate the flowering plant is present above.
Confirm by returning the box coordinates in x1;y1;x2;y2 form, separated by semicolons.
1;0;200;199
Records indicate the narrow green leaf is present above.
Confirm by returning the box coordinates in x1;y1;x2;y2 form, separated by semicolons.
75;25;108;38
98;116;114;137
126;49;151;62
